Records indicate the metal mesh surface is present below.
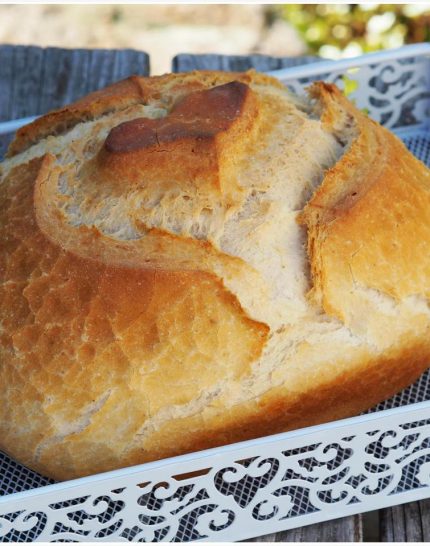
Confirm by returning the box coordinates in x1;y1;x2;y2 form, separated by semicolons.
1;128;430;542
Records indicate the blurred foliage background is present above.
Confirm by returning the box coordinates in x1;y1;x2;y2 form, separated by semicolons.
271;4;430;59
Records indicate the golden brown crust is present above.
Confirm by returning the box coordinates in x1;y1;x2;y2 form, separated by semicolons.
7;77;149;157
133;336;430;472
1;72;430;481
100;81;259;201
7;70;281;158
301;83;430;323
105;81;253;153
0;158;267;478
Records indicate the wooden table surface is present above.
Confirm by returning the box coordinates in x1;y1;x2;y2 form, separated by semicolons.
1;44;429;542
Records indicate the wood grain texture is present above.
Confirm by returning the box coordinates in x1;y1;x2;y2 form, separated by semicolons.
172;53;320;73
247;515;363;542
380;499;430;542
0;45;149;158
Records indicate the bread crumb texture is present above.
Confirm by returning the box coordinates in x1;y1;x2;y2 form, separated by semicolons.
1;71;430;480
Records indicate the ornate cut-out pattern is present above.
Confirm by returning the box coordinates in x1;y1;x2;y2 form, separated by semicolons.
284;56;430;129
2;416;430;542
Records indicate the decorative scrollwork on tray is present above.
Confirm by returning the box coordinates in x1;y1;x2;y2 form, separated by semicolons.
284;55;430;129
2;416;430;542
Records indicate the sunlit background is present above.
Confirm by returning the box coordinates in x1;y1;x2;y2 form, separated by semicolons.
276;4;430;58
0;4;429;74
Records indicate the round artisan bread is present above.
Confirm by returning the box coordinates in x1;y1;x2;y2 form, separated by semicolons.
1;70;430;480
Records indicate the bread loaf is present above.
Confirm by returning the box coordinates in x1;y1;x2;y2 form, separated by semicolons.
1;70;430;481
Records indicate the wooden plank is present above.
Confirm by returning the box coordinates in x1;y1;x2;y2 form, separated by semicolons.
172;53;320;73
9;45;44;121
0;45;149;120
36;46;149;116
88;48;150;86
247;515;363;542
422;498;430;540
37;47;91;115
0;45;14;122
380;499;430;541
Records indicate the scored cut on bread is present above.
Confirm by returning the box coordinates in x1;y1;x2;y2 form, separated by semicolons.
1;70;430;480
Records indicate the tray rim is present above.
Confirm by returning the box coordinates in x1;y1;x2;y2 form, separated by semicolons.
2;43;430;509
2;397;430;505
267;42;430;81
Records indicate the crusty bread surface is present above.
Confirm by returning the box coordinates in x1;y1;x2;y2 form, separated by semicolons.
1;70;430;480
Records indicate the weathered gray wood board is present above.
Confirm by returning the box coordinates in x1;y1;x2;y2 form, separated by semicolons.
247;515;363;542
380;499;430;542
172;52;319;73
0;45;149;157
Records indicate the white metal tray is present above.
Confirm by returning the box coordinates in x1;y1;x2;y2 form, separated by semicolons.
1;43;430;542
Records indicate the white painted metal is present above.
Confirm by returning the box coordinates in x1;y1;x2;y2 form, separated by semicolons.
0;116;37;135
270;43;430;130
268;43;430;81
2;403;430;541
1;44;430;542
